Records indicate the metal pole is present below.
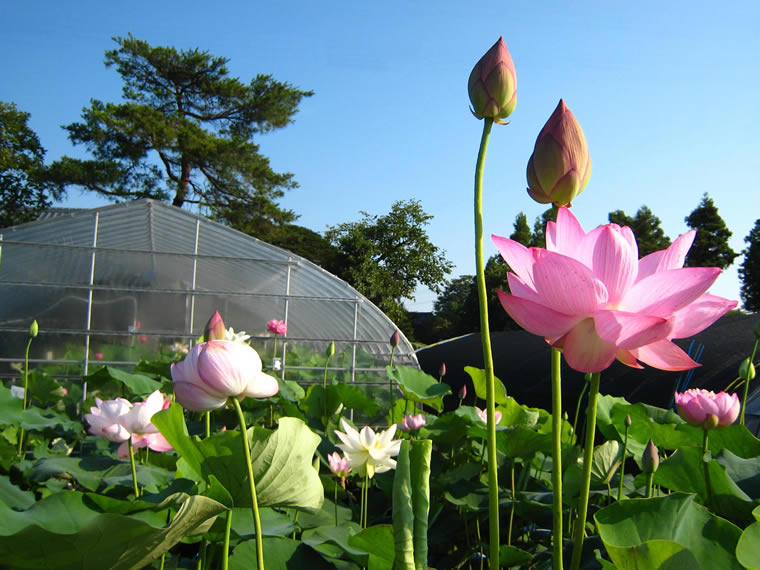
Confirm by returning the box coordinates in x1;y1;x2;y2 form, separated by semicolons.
82;212;100;402
188;220;200;346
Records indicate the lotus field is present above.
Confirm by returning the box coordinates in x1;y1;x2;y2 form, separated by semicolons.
3;36;760;570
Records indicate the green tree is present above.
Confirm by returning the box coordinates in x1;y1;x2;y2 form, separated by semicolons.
529;207;557;248
739;220;760;312
431;275;475;340
684;194;737;269
326;200;453;329
510;212;533;246
608;205;671;257
49;35;312;237
0;102;58;227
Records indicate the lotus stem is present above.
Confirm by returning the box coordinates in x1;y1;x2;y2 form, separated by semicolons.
17;334;34;457
222;509;232;570
740;338;758;425
127;438;140;498
232;398;265;570
703;428;713;509
551;348;564;569
618;420;630;501
569;372;601;570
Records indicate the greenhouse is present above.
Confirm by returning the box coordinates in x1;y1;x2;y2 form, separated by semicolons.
0;199;417;392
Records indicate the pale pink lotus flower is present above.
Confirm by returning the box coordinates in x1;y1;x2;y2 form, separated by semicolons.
399;413;426;431
492;207;737;373
170;340;279;412
267;319;287;336
327;451;352;477
94;352;104;360
84;397;132;442
674;389;740;429
334;418;401;478
476;407;502;425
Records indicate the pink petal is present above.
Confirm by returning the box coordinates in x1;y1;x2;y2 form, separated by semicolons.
497;290;582;338
593;310;671;349
242;372;280;398
506;273;541;303
637;231;696;280
532;250;608;314
144;432;173;453
546;207;586;256
620;267;721;317
589;225;638;304
668;293;738;338
629;339;699;371
616;349;644;369
492;235;536;287
560;318;618;373
173;381;228;412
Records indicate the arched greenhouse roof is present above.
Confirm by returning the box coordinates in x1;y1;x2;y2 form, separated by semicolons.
0;199;417;384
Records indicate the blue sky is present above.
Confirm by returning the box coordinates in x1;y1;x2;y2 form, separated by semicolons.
2;1;758;311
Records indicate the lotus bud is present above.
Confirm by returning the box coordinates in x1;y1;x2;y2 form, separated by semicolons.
641;440;659;473
326;341;336;358
526;99;591;207
625;414;632;428
739;357;756;381
459;384;467;400
390;330;400;348
468;37;517;121
29;320;38;338
204;311;226;341
439;362;447;378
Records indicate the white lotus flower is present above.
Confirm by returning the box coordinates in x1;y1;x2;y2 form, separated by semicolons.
334;418;402;478
225;327;251;344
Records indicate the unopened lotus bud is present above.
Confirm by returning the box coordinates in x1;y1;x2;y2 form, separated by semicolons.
326;341;336;358
204;311;226;341
459;384;467;399
703;413;720;430
29;320;38;338
526;99;591;208
468;37;517;121
439;362;447;378
739;358;756;381
625;414;632;428
641;440;659;473
390;330;400;348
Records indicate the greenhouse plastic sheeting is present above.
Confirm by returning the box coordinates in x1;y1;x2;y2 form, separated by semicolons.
0;199;417;385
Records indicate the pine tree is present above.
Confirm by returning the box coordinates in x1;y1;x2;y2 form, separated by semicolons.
608;205;671;257
684;194;737;269
529;208;557;248
509;212;533;246
739;219;760;312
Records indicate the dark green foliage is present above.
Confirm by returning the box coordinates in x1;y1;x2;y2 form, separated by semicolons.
510;212;533;246
49;35;312;237
326;200;453;331
0;102;58;227
739;219;760;312
431;275;475;340
608;205;671;257
684;194;737;269
529;207;557;248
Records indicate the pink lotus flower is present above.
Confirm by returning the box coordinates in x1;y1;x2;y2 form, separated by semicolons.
171;340;279;411
267;319;287;336
327;451;352;477
94;352;104;360
399;413;426;431
84;397;132;442
675;389;740;429
492;208;737;373
476;407;502;425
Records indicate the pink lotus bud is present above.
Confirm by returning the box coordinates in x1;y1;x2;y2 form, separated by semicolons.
439;362;447;378
267;319;287;336
458;384;467;399
204;311;226;341
399;413;426;432
170;340;279;412
526;99;591;207
94;352;104;360
641;440;659;473
327;451;352;477
139;336;147;343
476;406;502;425
390;330;400;348
674;389;740;429
468;37;517;121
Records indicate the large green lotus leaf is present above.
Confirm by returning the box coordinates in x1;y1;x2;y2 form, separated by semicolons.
595;493;742;570
0;491;226;569
296;496;354;530
0;385;82;434
716;448;760;499
386;366;450;412
499;545;533;568
654;447;757;524
463;366;509;406
0;474;35;510
299;385;379;424
737;518;760;570
29;455;172;493
591;440;622;485
302;522;366;559
230;536;334;569
348;524;395;570
153;406;323;511
207;506;295;540
496;426;553;459
83;365;164;396
421;411;470;447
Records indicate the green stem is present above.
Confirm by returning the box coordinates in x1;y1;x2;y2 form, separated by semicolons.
361;470;369;528
128;438;140;498
740;338;758;425
508;461;516;546
17;335;34;457
473;116;499;569
389;347;396;420
323;355;331;389
646;473;654;499
231;398;265;570
569;372;601;570
204;411;211;439
618;423;630;501
703;429;712;509
571;380;588;443
222;509;232;570
551;348;564;570
334;483;339;526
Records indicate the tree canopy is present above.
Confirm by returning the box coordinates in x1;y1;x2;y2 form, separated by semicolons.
49;35;312;237
608;205;671;257
739;219;760;312
684;193;737;269
0;101;58;227
326;200;453;330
